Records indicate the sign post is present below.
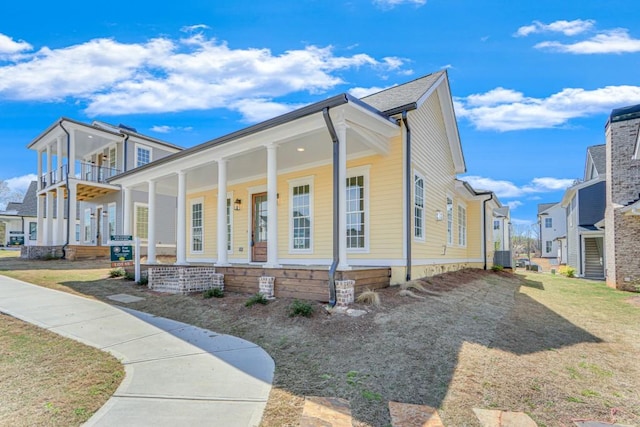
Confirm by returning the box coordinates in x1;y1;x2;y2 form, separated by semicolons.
110;235;134;268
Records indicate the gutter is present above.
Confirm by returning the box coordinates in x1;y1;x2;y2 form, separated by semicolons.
402;111;412;281
323;107;339;307
59;120;70;260
482;193;494;270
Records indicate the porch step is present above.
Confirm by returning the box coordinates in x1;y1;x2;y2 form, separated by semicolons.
389;402;444;427
66;245;110;261
300;396;352;427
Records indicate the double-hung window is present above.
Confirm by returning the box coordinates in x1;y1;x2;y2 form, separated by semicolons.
134;203;148;240
346;173;367;250
84;208;92;242
414;173;425;240
545;217;552;228
226;197;232;252
107;203;116;239
290;180;312;251
457;204;467;246
546;240;553;253
494;220;500;230
136;144;151;167
191;199;203;253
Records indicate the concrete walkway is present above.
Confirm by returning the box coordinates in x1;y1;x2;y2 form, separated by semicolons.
0;275;275;427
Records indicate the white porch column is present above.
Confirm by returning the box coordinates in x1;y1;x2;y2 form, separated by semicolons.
56;136;63;182
37;150;43;190
46;143;52;187
36;195;45;245
122;187;132;235
264;144;280;268
147;180;157;264
337;124;350;270
55;187;65;244
68;181;77;245
175;171;187;265
216;159;230;266
68;130;76;177
45;191;54;245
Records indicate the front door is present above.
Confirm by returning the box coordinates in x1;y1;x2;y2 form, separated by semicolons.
252;193;268;262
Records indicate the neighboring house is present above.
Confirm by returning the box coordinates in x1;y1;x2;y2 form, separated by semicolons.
604;104;640;291
537;202;567;262
492;206;512;267
0;181;38;246
27;120;182;256
560;144;606;279
26;70;504;297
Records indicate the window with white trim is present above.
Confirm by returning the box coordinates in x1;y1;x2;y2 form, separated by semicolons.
290;181;312;251
107;203;116;239
29;222;37;240
446;196;453;245
108;146;117;171
414;173;425;240
457;204;467;246
191;199;203;253
134;203;148;240
136;144;151;167
545;217;552;228
346;174;366;249
493;220;500;230
545;240;552;253
226;197;232;252
84;209;91;242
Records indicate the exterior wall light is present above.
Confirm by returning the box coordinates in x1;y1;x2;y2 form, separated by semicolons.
234;199;242;211
435;210;444;221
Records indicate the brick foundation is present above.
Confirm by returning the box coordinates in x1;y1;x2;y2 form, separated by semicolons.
335;280;355;307
148;266;224;294
258;276;275;299
20;245;63;260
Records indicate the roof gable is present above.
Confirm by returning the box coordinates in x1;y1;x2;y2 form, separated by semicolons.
585;144;605;180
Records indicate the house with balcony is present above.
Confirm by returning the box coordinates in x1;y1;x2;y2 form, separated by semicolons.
26;120;182;259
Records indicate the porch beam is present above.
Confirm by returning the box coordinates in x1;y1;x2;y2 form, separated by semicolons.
68;181;78;245
175;171;187;265
46;143;52;187
147;180;157;264
56;136;63;182
122;187;132;235
216;160;230;266
45;191;54;245
37;150;43;190
264;144;280;268
36;195;44;245
68;130;76;177
55;187;65;245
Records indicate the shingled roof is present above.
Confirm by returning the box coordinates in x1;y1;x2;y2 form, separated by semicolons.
360;71;446;115
2;181;38;217
538;202;558;215
587;144;606;177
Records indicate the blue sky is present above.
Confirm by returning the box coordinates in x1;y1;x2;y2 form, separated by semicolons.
1;0;639;226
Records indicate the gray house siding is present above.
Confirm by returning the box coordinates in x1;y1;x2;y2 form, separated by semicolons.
579;181;606;226
131;190;177;245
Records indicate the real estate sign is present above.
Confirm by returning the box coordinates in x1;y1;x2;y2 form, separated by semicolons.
110;235;133;267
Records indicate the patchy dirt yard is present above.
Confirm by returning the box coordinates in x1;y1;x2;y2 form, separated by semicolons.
1;255;639;426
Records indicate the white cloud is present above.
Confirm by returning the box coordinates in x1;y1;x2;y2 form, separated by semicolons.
455;85;640;131
463;176;574;199
0;33;409;122
5;174;37;193
150;125;193;133
180;24;210;33
349;85;392;98
511;218;534;226
535;29;640;54
506;200;523;210
515;19;595;37
230;98;306;123
0;33;32;56
373;0;426;9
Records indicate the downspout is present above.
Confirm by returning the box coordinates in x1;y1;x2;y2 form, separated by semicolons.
59;120;70;260
323;107;339;307
402;111;412;281
482;193;494;270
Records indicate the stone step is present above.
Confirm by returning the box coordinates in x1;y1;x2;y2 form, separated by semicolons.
300;396;352;427
389;402;444;427
473;408;537;426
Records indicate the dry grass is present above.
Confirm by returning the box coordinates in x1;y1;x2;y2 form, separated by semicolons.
399;280;428;293
355;288;381;306
2;257;640;426
0;249;20;258
0;314;124;426
398;289;425;299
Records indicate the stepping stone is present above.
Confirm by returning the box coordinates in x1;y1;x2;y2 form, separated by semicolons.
300;396;352;427
473;408;537;427
107;293;145;303
389;401;444;427
574;422;634;427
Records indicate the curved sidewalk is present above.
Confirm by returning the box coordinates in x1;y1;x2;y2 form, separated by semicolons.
0;275;275;427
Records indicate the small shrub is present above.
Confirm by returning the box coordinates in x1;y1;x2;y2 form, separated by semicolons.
109;268;126;278
288;300;314;317
491;264;504;272
400;281;427;292
559;266;576;278
356;289;380;306
245;293;268;307
203;288;224;299
124;271;136;281
137;276;148;286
